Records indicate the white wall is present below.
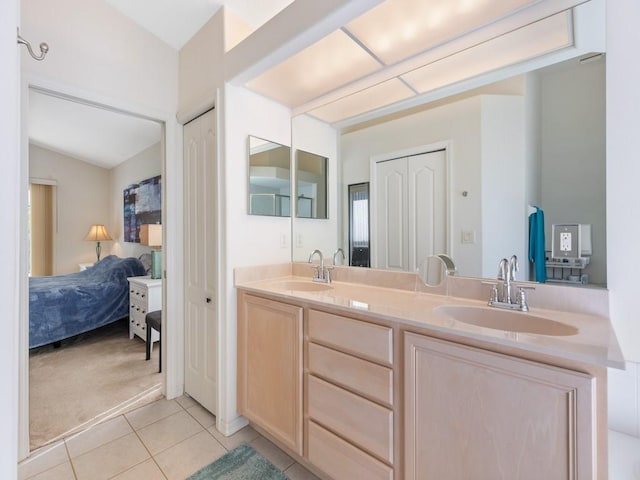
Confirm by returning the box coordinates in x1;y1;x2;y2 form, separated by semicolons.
21;0;178;113
540;58;606;286
218;84;291;433
178;9;224;115
110;142;162;260
292;114;339;262
1;0;20;475
29;145;111;274
480;96;526;279
340;96;484;276
605;0;640;439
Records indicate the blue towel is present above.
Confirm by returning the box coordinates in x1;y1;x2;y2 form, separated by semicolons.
528;206;547;282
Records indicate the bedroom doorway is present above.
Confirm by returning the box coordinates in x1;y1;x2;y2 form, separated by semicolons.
25;86;168;451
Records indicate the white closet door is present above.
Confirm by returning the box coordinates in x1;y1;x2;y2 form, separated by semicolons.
374;149;447;272
375;158;408;270
408;150;447;272
183;109;217;414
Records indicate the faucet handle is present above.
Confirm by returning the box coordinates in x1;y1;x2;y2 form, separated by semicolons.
515;285;535;312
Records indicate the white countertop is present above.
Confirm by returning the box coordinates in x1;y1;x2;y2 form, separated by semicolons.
236;275;625;369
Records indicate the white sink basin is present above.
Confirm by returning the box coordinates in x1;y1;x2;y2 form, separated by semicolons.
435;305;578;336
276;280;333;292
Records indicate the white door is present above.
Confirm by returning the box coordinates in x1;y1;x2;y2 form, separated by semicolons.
375;158;408;270
374;149;446;271
183;109;217;414
408;151;447;272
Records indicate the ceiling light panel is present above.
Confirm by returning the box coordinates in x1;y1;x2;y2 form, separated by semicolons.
402;11;572;94
308;78;415;123
345;0;538;65
246;30;382;107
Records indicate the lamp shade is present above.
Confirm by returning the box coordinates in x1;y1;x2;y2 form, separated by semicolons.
140;224;162;247
84;224;112;242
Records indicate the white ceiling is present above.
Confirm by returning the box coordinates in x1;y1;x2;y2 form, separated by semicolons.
104;0;294;50
29;90;161;169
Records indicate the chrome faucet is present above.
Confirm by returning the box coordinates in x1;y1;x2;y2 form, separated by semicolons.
487;254;532;312
308;249;331;283
333;248;345;266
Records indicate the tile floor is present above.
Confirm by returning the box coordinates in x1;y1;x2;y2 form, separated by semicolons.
19;395;320;480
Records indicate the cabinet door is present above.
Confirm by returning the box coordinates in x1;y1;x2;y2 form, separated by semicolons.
238;294;303;455
404;333;595;480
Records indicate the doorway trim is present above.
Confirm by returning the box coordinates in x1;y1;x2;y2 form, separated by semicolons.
19;74;185;460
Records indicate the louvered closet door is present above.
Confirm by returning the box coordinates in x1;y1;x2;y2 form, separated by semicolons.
183;109;217;414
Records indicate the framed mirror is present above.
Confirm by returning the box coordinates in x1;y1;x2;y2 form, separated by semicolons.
247;136;291;217
295;149;328;219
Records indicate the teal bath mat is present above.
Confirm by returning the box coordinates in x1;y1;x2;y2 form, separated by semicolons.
187;443;288;480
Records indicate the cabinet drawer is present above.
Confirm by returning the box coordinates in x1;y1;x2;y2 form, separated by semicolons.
308;375;393;463
308;342;393;406
308;421;393;480
308;310;393;365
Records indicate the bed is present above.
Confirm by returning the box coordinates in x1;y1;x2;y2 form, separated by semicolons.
29;255;146;348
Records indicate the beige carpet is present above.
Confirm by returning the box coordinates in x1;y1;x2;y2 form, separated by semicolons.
29;320;163;450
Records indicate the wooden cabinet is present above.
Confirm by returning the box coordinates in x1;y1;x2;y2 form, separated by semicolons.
237;293;303;455
307;309;395;480
128;276;161;345
404;332;596;480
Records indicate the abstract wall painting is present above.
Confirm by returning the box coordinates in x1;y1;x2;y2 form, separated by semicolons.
123;175;161;243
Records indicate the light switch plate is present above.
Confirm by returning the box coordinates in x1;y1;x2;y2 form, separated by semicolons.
461;230;476;244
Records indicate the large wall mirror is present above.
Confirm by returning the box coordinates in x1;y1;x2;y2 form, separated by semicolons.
247;136;291;217
295;149;328;219
291;54;606;288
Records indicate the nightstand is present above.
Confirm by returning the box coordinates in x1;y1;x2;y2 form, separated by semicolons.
127;276;161;348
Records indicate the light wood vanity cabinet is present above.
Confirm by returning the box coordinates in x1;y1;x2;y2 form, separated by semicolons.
237;293;303;455
237;289;603;480
404;332;597;480
306;309;395;480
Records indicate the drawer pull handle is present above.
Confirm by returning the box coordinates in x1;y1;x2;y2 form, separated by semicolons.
206;297;212;303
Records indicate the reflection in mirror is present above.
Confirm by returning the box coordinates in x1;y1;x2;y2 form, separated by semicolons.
295;150;328;219
337;56;606;286
248;136;291;217
348;182;370;267
419;254;456;287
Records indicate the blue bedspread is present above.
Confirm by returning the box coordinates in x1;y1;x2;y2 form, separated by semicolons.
29;255;146;348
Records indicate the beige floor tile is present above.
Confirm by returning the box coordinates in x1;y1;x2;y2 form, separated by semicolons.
174;394;197;410
110;459;166;480
19;441;69;480
285;462;321;480
207;424;260;451
136;410;204;455
65;416;132;458
250;436;295;471
125;399;182;431
26;461;75;480
186;404;216;429
154;430;226;480
71;432;149;480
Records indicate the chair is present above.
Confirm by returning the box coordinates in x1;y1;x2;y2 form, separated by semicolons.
145;310;162;372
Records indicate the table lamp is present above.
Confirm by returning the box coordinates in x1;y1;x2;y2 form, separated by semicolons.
84;224;112;262
140;223;162;279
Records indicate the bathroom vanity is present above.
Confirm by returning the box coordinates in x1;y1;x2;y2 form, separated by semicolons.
236;264;623;480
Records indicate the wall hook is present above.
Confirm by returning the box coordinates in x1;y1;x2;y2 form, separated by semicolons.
17;28;49;61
